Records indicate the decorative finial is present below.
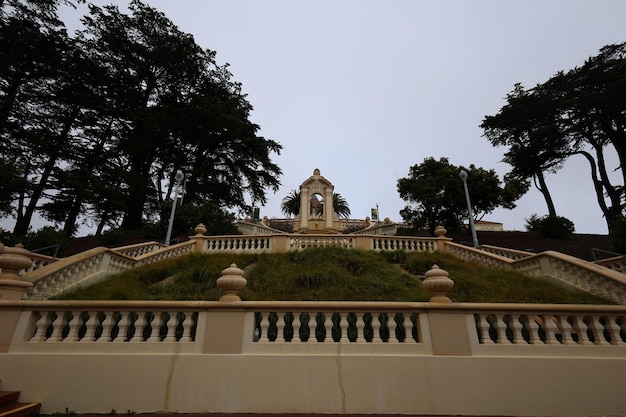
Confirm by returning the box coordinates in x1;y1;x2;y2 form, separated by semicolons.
421;264;454;303
216;263;247;302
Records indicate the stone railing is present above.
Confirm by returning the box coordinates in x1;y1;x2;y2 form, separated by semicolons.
111;241;163;257
5;226;626;304
350;222;398;236
445;242;626;304
478;244;533;260
596;255;626;273
2;263;626;416
17;241;196;300
236;220;286;235
205;235;272;254
22;251;56;273
1;297;625;416
444;242;514;269
286;235;357;250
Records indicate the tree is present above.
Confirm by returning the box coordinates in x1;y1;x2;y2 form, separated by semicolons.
1;0;282;236
280;189;351;219
76;1;282;230
397;157;528;234
0;0;82;235
481;83;572;218
482;42;626;233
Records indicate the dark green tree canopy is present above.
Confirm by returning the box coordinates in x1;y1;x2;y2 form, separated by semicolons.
0;0;282;236
481;42;626;233
397;157;529;234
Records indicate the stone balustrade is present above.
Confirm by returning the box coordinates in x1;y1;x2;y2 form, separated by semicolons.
286;235;356;250
7;226;626;305
2;297;625;416
111;241;163;257
20;241;196;300
596;255;626;273
478;244;533;260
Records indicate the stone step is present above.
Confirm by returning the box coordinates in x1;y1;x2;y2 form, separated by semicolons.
0;393;20;407
0;392;40;417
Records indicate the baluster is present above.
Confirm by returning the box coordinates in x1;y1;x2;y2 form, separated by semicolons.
556;316;575;345
490;314;508;344
49;311;67;342
538;315;559;344
275;313;286;342
403;313;416;343
526;315;543;344
148;312;165;342
356;313;366;343
99;312;116;342
291;313;302;343
130;312;148;342
602;316;623;345
67;311;84;342
508;314;525;344
569;316;591;345
339;312;349;343
475;314;494;344
324;312;334;343
30;312;52;342
164;312;178;342
180;312;194;342
114;312;131;342
372;313;383;343
586;315;609;345
84;311;99;341
258;312;270;342
388;313;399;343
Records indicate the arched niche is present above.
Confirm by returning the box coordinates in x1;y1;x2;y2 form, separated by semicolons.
293;168;342;234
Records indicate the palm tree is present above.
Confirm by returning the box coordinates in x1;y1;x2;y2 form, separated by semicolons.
280;189;351;218
281;189;301;217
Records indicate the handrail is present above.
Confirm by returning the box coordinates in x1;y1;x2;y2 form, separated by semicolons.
19;241;196;300
444;242;626;304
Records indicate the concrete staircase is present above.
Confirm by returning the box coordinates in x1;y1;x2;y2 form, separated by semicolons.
0;391;40;417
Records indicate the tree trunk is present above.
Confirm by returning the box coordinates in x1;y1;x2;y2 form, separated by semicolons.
534;171;557;218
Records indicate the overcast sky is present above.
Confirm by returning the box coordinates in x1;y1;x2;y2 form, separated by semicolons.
15;1;626;235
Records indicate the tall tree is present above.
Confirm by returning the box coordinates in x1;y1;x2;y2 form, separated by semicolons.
0;0;81;235
482;42;626;232
397;157;528;234
481;83;572;218
76;1;282;230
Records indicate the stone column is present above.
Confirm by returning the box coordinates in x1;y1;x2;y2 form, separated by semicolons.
324;187;334;230
299;186;309;230
190;223;207;253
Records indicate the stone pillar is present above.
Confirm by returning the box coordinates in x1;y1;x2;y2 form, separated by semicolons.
0;243;33;300
324;186;334;230
190;223;207;253
299;186;309;230
434;225;453;252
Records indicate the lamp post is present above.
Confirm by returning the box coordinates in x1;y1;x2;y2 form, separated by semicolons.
165;169;184;246
459;170;479;247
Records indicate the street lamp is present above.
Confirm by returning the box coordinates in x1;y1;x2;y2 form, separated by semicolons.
459;170;479;247
165;169;184;246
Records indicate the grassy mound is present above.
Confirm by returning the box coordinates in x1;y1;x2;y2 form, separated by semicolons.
56;247;613;304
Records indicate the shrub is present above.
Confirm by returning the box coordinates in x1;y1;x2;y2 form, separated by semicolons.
525;214;574;239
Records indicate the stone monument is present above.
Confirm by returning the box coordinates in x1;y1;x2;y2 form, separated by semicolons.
293;168;343;234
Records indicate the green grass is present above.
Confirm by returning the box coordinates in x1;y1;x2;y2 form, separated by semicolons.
55;247;614;304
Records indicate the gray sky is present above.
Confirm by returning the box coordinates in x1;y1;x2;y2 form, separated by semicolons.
10;1;626;235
